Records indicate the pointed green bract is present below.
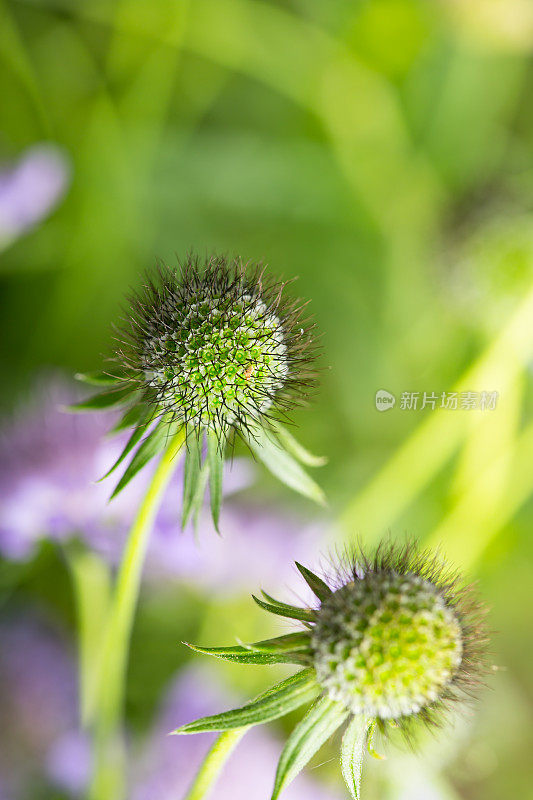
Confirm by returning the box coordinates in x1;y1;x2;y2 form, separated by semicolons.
181;435;204;529
173;670;320;735
244;426;326;507
110;418;177;499
271;696;348;799
192;463;210;534
66;386;135;413
207;429;224;532
184;641;305;666
295;562;332;601
108;403;151;434
252;594;316;623
272;422;327;467
340;717;373;800
245;632;311;654
100;412;154;481
75;370;125;387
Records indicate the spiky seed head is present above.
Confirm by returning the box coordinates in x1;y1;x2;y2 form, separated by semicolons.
311;571;463;719
117;255;317;437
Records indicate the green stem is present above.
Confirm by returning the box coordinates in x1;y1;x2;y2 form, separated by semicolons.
183;730;247;800
89;427;186;800
65;543;112;727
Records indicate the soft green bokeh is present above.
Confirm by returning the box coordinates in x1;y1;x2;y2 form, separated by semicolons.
2;1;533;798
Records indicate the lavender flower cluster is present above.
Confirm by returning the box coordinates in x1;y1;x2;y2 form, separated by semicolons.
0;379;326;591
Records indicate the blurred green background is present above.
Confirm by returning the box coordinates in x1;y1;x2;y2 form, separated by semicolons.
2;0;533;798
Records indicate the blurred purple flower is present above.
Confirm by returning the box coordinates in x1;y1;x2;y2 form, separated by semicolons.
0;380;147;560
46;730;92;796
0;378;329;595
0;614;341;799
146;503;329;597
0;144;70;249
132;666;343;800
0;613;90;798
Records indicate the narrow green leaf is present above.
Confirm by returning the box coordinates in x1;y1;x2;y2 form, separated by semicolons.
192;463;210;534
272;422;328;467
295;562;332;601
181;435;204;529
173;669;320;735
207;429;224;532
108;404;149;435
245;632;311;654
244;426;326;506
271;697;348;799
65;386;135;413
100;411;154;481
341;716;373;800
110;418;174;499
75;370;125;387
252;594;316;623
183;641;304;666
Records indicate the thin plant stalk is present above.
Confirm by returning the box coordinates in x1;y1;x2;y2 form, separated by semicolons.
89;427;186;800
183;730;247;800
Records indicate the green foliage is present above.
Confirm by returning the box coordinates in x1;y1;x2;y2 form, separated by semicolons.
341;716;372;800
173;669;320;734
2;0;533;796
271;696;348;799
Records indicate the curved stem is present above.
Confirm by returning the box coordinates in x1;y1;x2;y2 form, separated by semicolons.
183;730;247;800
89;427;186;800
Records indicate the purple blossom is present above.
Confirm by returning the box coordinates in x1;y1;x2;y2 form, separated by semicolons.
0;613;90;798
0;144;70;248
131;666;343;800
0;615;341;799
0;378;329;595
0;380;147;560
145;503;328;597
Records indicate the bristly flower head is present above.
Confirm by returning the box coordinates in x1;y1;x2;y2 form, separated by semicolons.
119;254;316;438
71;254;326;530
175;540;489;799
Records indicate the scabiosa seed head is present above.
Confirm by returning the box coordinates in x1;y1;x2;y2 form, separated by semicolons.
309;541;489;731
119;254;317;439
311;571;463;720
72;253;325;531
176;540;489;800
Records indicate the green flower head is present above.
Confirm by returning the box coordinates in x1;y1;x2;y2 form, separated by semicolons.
176;541;489;799
71;254;325;530
120;255;316;438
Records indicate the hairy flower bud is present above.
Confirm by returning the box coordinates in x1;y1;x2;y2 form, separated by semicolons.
176;540;490;800
121;255;317;439
72;254;325;530
311;571;463;719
